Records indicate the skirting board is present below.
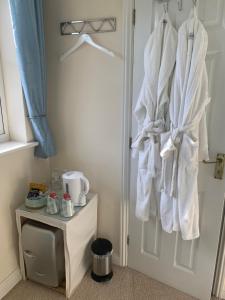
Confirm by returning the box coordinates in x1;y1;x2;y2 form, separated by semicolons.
112;253;120;266
0;269;22;299
222;290;225;299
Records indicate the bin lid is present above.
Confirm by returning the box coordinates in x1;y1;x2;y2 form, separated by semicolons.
91;238;113;256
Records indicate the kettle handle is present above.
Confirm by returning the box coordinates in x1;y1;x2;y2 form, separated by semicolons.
81;175;90;195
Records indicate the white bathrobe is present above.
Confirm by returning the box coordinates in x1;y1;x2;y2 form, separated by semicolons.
132;14;177;221
160;10;210;240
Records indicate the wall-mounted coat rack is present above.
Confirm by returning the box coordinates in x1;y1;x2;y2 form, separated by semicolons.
60;17;117;36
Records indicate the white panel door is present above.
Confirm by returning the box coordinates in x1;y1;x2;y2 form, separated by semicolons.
128;1;225;299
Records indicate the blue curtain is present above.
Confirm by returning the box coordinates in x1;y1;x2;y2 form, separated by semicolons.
9;0;56;158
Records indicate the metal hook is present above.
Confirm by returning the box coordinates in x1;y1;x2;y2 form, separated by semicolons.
163;1;169;14
192;0;197;7
177;0;182;11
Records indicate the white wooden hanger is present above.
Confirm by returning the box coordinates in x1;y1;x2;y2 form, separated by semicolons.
60;34;115;62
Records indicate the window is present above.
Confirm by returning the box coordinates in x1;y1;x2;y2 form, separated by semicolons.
0;63;9;142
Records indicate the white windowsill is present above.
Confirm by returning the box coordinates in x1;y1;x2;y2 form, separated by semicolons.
0;141;38;157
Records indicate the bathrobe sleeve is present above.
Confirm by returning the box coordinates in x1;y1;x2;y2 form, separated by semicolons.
198;66;210;161
198;111;209;161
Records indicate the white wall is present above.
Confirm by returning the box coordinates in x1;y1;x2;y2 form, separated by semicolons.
44;0;124;256
0;0;124;291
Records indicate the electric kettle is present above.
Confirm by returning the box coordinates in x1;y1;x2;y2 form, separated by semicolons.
62;171;90;206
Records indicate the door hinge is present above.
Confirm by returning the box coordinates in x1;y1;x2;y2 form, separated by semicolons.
129;137;133;150
132;9;136;26
127;235;130;246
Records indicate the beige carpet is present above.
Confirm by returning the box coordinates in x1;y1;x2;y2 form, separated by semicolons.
4;266;198;300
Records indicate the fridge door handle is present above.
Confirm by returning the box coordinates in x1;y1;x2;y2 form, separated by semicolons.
35;271;46;277
24;250;36;259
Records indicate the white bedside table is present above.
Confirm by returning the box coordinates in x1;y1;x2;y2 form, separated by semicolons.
16;193;98;298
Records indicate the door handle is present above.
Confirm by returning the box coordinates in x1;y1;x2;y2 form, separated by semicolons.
203;153;225;180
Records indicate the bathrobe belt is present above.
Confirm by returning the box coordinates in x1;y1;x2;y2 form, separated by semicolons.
132;119;165;150
160;126;197;197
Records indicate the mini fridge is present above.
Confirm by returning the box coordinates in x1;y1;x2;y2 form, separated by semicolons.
21;221;65;287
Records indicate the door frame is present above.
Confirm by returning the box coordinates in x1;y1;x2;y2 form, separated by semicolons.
213;205;225;298
120;0;134;267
